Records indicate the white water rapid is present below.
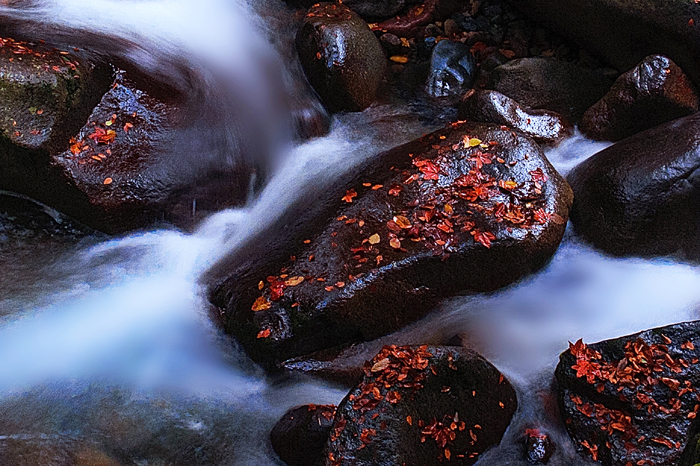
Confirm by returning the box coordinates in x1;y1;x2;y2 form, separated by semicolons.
1;1;700;465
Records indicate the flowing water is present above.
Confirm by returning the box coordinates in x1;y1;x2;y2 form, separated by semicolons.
2;1;700;465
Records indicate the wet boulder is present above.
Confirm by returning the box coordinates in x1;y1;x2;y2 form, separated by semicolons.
567;112;700;260
209;121;573;369
580;55;699;142
342;0;406;20
555;321;700;466
296;3;387;113
0;37;112;154
270;404;336;466
488;57;612;121
373;0;460;38
324;345;517;465
507;0;700;88
425;40;477;100
459;89;573;146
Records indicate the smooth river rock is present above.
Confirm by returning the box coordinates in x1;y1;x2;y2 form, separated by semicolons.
209;121;573;369
271;404;336;466
324;345;517;465
567;112;700;260
487;57;612;121
459;89;573;146
425;39;477;100
580;55;699;142
508;0;700;88
555;321;700;466
296;3;387;113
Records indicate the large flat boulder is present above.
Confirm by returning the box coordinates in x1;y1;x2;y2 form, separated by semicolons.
209;121;573;369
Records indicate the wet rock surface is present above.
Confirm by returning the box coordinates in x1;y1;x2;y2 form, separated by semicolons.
580;55;699;142
270;404;336;466
296;3;387;112
209;121;573;369
425;39;476;100
567;112;700;261
324;345;517;465
525;428;554;464
0;37;112;154
508;0;700;88
488;57;612;121
342;0;406;20
459;89;573;145
555;321;700;466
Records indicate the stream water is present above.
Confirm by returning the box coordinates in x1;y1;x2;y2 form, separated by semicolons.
2;1;700;465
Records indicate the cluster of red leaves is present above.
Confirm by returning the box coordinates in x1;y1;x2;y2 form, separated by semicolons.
0;37;80;73
67;113;135;174
418;413;474;462
568;336;700;462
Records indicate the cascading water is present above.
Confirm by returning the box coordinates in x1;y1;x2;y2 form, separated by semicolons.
2;1;700;465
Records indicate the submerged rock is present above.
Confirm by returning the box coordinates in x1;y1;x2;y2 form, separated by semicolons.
567;112;700;260
271;404;336;466
508;0;700;88
0;434;123;466
555;321;700;466
209;121;573;369
296;3;387;113
459;89;573;146
324;345;517;465
580;55;699;142
488;57;612;121
425;40;477;100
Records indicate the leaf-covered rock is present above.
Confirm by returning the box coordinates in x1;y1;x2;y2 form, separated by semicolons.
209;121;573;369
459;89;573;146
324;345;517;465
555;322;700;466
580;55;699;142
567;112;700;260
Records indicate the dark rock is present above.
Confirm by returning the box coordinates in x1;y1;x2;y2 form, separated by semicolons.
0;37;112;155
525;428;554;464
567;112;700;260
580;55;699;142
209;121;573;369
375;0;459;38
488;57;612;121
555;321;700;466
324;345;517;465
342;0;406;20
425;40;477;100
443;18;460;36
459;89;573;145
271;404;336;466
507;0;700;88
296;3;387;113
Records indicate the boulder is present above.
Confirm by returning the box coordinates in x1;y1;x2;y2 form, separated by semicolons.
324;345;517;465
342;0;406;20
507;0;700;88
0;37;112;154
487;57;612;121
425;40;477;100
567;112;700;260
459;89;573;146
270;404;336;466
373;0;461;38
209;121;573;369
555;321;700;466
296;3;387;113
580;55;699;142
